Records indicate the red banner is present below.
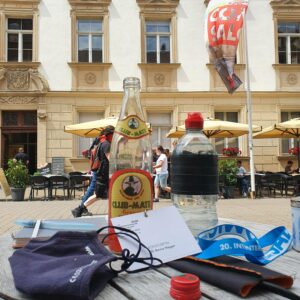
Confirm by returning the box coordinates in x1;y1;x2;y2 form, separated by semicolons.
205;0;248;93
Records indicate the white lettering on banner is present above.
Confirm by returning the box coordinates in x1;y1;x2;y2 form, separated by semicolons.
210;8;220;22
69;260;98;283
85;246;95;256
219;8;228;21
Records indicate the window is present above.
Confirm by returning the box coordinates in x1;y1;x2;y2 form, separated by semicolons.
147;113;172;150
7;18;33;62
77;19;103;63
2;111;37;127
214;112;239;154
281;111;300;154
145;21;171;63
278;21;300;64
77;112;103;157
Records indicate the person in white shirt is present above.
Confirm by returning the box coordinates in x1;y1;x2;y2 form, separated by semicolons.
236;160;248;197
153;145;171;202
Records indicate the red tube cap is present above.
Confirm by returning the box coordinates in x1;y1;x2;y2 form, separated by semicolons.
185;113;204;129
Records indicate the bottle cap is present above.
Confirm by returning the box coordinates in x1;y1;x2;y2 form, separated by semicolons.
170;273;201;300
185;113;204;129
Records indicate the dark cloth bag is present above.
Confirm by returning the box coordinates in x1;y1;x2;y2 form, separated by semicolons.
168;256;294;298
9;231;117;300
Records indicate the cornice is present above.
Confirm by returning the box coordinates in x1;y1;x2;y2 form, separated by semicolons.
273;64;300;70
270;0;300;9
0;0;40;10
68;0;111;13
138;63;181;69
137;0;180;14
68;62;112;69
31;90;300;99
68;0;111;5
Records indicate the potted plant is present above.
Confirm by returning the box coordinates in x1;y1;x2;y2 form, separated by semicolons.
222;147;241;156
5;159;29;201
218;159;238;199
288;147;300;156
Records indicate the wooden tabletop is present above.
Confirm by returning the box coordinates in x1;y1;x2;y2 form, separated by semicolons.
0;218;299;300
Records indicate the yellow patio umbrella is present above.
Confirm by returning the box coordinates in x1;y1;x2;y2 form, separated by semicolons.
64;116;151;138
253;117;300;167
166;118;261;139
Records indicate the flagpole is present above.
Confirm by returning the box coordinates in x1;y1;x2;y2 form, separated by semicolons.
244;8;255;199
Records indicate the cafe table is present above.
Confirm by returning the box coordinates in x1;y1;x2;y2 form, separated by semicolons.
0;218;299;300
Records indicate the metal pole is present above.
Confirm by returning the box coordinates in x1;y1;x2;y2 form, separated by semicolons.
244;8;256;199
297;139;300;170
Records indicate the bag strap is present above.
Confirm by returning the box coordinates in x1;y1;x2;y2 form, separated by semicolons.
90;144;100;168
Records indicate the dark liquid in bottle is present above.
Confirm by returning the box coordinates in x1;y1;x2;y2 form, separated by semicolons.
171;153;218;195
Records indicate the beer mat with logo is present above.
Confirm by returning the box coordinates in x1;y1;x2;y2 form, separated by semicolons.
167;256;295;298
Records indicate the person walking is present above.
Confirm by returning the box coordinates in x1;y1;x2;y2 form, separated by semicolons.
72;125;114;217
71;137;101;217
236;160;248;198
153;145;171;202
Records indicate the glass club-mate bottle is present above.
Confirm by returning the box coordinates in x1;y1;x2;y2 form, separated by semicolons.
108;77;153;252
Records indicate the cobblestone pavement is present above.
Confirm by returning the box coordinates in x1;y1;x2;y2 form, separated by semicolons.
0;188;293;235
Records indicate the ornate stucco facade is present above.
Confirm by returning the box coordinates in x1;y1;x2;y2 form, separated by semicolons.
0;0;300;172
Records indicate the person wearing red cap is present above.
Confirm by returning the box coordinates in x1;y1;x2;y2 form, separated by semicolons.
153;145;171;202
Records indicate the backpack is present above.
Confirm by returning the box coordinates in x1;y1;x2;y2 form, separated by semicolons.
90;144;101;171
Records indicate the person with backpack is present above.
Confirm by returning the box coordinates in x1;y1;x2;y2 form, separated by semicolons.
71;134;101;217
71;125;114;218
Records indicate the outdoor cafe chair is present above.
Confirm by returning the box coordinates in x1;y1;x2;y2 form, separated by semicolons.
69;175;90;199
244;174;264;198
29;175;49;201
261;173;284;197
286;174;300;197
48;175;69;200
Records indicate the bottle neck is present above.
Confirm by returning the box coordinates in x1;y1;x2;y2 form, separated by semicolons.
119;86;144;119
186;127;202;133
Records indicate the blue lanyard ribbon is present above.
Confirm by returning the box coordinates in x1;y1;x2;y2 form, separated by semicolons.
194;224;292;265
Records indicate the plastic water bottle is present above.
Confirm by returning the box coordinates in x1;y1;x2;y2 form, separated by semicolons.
171;113;218;236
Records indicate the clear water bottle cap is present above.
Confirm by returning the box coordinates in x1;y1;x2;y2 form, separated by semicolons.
185;112;204;129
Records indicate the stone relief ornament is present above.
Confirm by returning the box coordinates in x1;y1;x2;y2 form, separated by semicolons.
0;97;37;104
85;72;97;84
7;69;30;90
154;73;165;85
0;68;6;81
0;67;49;93
287;73;298;86
28;68;50;92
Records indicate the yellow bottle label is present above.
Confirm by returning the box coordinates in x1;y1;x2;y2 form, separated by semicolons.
114;115;149;139
109;169;153;218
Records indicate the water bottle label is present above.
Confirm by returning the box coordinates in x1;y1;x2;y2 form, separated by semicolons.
115;115;149;139
109;169;153;218
171;154;218;195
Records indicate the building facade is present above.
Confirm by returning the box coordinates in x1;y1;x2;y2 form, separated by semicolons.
0;0;300;173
